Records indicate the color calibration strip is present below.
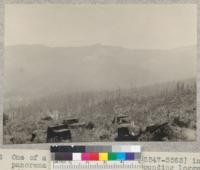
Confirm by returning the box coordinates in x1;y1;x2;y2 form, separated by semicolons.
51;152;140;161
51;145;141;161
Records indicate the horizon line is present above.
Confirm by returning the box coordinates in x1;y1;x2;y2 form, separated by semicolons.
5;43;197;51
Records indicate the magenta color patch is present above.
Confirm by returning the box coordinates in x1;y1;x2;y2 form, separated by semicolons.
81;153;90;160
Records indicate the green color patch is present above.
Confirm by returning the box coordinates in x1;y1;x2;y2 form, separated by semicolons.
108;152;117;160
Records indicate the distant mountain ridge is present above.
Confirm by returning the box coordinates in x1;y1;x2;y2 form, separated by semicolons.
4;44;196;99
6;43;196;51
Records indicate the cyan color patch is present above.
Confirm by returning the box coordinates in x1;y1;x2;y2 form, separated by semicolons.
116;153;126;160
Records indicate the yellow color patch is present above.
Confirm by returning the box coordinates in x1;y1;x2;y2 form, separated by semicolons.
99;153;108;161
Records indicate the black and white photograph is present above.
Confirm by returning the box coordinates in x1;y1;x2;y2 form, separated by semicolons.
3;4;197;144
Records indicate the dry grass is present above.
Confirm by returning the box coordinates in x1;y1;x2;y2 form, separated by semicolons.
3;79;196;144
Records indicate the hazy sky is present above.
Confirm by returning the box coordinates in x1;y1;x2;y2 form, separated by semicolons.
5;4;197;49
